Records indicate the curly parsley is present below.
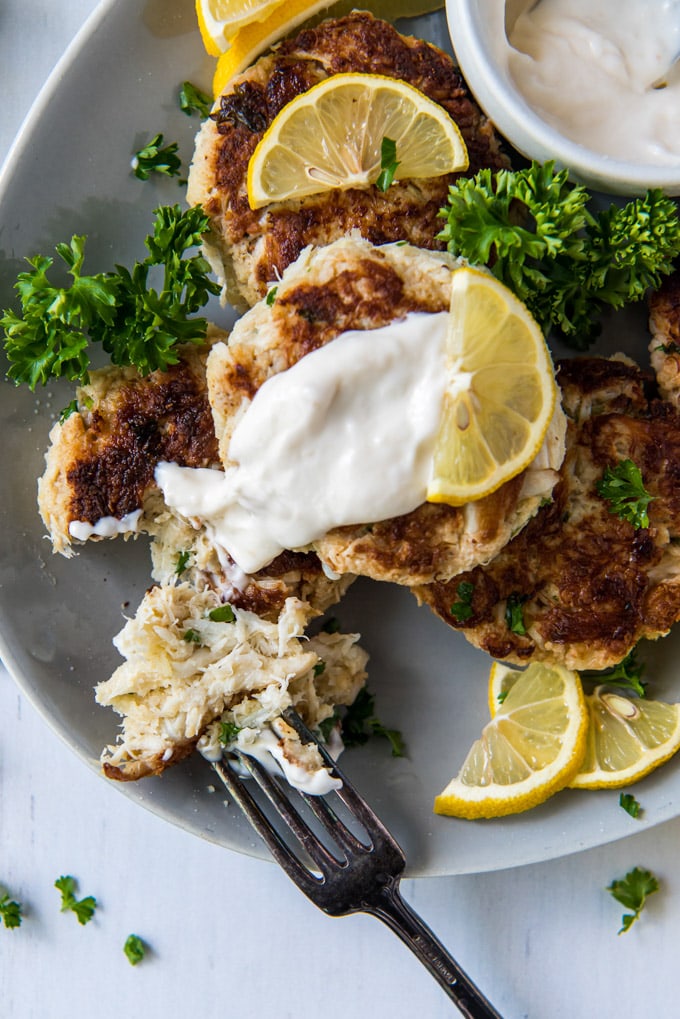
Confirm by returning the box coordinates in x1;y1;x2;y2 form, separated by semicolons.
596;459;655;529
2;204;220;388
131;133;181;180
607;866;659;934
0;890;23;930
438;161;680;348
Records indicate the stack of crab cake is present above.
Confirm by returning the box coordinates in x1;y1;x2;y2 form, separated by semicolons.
42;10;680;785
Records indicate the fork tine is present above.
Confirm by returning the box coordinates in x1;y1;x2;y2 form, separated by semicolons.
230;751;346;875
299;790;372;855
281;708;404;858
212;758;322;897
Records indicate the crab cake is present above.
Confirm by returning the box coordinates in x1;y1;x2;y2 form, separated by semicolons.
38;334;224;556
415;356;680;672
96;587;367;781
38;333;351;618
649;268;680;408
187;11;509;308
205;235;565;586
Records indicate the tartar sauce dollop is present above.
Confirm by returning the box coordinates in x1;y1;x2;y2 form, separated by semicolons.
507;0;680;164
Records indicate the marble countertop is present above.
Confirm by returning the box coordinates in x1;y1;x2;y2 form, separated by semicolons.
1;3;679;1017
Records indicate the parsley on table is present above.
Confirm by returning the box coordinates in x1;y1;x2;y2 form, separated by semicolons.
207;604;236;623
505;592;528;636
375;137;400;192
0;890;23;929
124;933;147;965
596;459;655;529
607;866;659;934
619;792;642;819
1;204;220;388
438;161;680;348
179;81;213;118
449;581;474;622
131;133;182;180
582;647;647;698
54;875;97;926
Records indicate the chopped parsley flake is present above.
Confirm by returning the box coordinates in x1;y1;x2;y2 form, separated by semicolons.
449;581;474;622
208;604;236;623
54;875;97;925
124;933;147;965
375;136;400;192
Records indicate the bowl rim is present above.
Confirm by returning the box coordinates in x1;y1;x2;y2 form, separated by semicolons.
445;0;680;194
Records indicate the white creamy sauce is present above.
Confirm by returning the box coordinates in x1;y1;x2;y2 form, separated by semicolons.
156;311;449;574
197;726;343;796
507;0;680;164
69;509;143;541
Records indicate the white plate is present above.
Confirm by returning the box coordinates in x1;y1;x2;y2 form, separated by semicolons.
1;0;679;878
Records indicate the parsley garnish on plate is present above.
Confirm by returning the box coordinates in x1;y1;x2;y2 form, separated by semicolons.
596;459;655;529
131;133;182;180
375;136;400;192
607;866;659;934
619;792;642;819
1;204;220;388
0;889;23;929
340;688;405;757
179;81;213;118
438;161;680;348
582;647;647;698
54;875;97;926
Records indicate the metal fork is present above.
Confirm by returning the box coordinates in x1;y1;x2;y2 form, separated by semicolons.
212;708;502;1019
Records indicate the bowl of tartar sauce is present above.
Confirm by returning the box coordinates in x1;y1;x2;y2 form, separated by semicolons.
445;0;680;195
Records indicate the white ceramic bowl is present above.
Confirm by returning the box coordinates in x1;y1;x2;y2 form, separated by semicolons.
445;0;680;196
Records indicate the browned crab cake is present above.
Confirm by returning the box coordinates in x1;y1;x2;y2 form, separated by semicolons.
206;234;566;587
187;10;509;309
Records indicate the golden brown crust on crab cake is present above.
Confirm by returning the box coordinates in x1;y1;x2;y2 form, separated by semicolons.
206;235;566;586
187;10;509;308
649;269;680;408
414;355;680;672
38;334;224;556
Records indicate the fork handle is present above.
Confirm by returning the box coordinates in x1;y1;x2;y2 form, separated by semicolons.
368;881;503;1018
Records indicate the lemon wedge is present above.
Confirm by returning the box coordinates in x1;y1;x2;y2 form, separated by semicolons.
427;267;557;506
434;662;588;819
569;686;680;789
196;0;288;55
246;72;469;209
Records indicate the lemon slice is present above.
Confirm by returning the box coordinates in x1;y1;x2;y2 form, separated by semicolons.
434;662;588;819
569;686;680;790
196;0;287;55
246;72;469;209
487;661;522;718
426;267;557;506
213;0;334;93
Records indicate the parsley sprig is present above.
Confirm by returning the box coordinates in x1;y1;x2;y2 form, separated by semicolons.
0;890;23;929
596;459;655;529
2;204;220;388
55;875;97;925
376;137;400;192
179;81;213;119
438;161;680;348
607;866;659;934
328;688;405;757
582;647;647;698
131;133;181;180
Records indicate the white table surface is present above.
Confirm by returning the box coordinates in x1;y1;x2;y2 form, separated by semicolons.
2;4;680;1018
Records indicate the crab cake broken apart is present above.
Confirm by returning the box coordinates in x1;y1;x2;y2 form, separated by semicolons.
187;11;509;308
199;235;565;586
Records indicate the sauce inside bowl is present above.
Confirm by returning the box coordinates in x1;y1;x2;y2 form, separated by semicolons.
506;0;680;165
